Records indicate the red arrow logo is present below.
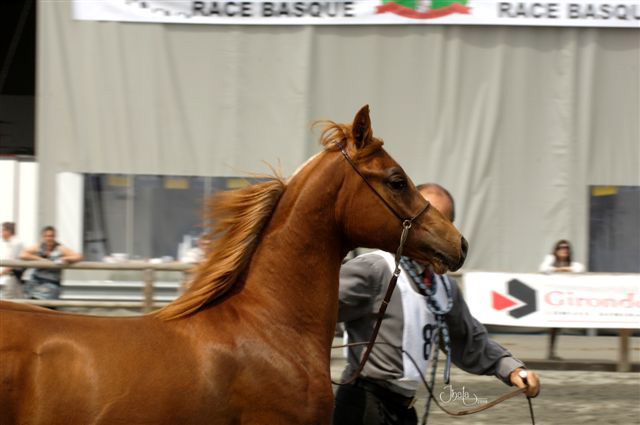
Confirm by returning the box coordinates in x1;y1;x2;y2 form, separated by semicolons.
492;291;518;310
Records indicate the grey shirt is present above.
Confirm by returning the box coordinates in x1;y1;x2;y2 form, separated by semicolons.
338;253;524;397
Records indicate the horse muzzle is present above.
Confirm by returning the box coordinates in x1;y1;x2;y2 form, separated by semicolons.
436;236;468;272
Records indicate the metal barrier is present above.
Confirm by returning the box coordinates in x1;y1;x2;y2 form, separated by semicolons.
0;259;192;313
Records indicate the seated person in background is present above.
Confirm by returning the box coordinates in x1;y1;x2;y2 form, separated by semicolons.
20;226;83;301
538;239;585;360
538;239;585;273
179;233;210;293
180;233;210;264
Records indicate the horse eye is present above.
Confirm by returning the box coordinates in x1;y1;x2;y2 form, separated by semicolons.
387;178;407;192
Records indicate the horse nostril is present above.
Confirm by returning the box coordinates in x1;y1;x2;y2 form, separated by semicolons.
460;237;469;260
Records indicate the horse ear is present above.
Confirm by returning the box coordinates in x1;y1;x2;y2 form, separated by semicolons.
351;105;373;150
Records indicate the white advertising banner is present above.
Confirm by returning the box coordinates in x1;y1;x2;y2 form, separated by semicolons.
463;272;640;328
73;0;640;27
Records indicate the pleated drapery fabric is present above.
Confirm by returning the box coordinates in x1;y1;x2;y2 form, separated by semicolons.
37;1;640;271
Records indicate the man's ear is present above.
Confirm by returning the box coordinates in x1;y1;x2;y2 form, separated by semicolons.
351;105;373;150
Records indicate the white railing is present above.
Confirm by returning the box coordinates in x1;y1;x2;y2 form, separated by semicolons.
0;259;192;313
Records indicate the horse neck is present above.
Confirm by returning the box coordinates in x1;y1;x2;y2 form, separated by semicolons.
237;153;347;348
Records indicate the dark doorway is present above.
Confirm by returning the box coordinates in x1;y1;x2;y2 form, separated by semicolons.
0;0;36;156
588;186;640;272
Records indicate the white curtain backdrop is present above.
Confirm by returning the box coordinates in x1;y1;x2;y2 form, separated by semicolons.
37;1;640;271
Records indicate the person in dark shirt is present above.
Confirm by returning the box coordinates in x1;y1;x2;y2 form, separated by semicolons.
20;226;83;300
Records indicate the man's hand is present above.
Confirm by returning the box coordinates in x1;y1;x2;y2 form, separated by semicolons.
510;368;540;398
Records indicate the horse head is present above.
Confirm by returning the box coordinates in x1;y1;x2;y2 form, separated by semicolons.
328;105;467;273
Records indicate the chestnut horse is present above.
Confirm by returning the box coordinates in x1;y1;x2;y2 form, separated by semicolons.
0;105;467;425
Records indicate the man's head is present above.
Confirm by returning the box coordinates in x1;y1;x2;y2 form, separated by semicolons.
2;222;15;241
41;226;56;246
416;183;455;223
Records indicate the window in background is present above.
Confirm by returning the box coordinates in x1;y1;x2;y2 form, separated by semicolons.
83;174;130;261
588;185;640;273
83;174;261;261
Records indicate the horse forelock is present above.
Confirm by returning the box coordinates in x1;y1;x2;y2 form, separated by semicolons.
154;176;286;320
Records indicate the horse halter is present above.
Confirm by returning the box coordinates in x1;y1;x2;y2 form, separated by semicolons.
335;144;430;385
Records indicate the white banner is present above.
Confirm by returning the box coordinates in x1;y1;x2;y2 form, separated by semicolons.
463;272;640;328
73;0;640;27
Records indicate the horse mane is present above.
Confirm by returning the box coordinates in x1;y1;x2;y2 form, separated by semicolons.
154;120;382;321
154;176;286;320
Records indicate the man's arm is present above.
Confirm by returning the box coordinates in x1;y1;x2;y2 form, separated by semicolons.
444;278;540;397
539;254;556;273
20;244;46;261
59;245;83;264
338;254;386;323
444;278;524;384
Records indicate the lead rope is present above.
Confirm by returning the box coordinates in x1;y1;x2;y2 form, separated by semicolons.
332;341;536;425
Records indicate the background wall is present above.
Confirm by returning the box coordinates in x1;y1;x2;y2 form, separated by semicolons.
0;159;38;246
36;1;640;271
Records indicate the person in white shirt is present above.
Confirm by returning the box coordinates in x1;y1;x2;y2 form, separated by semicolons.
1;222;24;299
179;233;210;293
180;233;210;265
538;239;585;360
539;239;585;274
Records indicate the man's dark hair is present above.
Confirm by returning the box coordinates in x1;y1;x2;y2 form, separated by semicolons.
42;225;56;234
416;183;456;223
2;222;15;235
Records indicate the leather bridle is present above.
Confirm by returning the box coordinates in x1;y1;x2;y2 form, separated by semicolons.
334;145;430;386
338;146;431;225
332;145;536;425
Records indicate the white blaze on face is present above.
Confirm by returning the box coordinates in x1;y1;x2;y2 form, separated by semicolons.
287;151;323;183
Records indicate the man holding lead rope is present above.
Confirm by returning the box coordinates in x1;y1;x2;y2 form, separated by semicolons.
333;183;540;425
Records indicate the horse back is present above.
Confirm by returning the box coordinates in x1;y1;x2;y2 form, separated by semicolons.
0;301;334;424
0;302;281;424
0;306;216;424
